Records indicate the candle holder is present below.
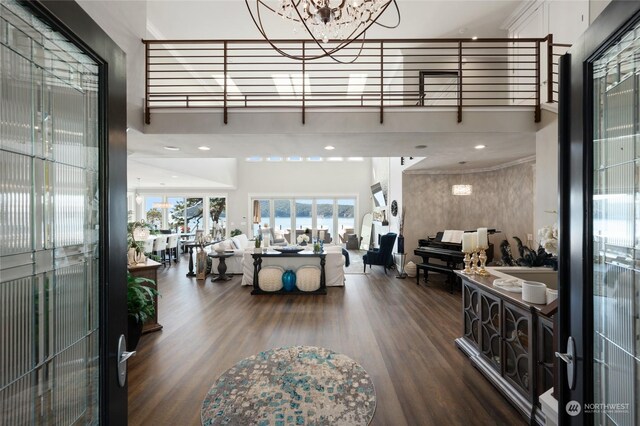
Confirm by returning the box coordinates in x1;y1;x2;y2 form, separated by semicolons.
471;250;479;274
477;248;490;276
462;251;473;275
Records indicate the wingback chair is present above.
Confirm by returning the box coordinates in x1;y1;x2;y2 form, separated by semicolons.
363;232;397;274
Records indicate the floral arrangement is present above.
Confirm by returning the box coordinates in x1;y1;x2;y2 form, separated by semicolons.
297;234;310;244
538;223;558;256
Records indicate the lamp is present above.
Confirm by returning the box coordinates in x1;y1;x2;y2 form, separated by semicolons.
244;0;400;62
452;184;472;196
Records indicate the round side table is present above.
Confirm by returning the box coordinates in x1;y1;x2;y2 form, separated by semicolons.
208;252;233;281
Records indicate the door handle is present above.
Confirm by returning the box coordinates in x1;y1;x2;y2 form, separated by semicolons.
555;336;576;390
117;334;136;387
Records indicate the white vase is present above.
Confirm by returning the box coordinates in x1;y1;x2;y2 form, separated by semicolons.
127;248;146;266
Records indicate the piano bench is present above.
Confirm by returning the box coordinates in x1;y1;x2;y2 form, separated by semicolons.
416;263;460;294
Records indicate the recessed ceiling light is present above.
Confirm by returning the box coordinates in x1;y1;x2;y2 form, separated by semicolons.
471;36;478;40
475;144;486;150
198;146;211;151
164;146;180;151
415;145;427;149
324;145;335;150
171;175;178;178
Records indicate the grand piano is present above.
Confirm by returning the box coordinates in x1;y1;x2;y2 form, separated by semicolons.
414;230;495;293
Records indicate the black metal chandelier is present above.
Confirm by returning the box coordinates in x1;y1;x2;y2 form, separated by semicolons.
245;0;400;62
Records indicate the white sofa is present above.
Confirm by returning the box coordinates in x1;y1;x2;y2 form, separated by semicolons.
241;244;345;287
209;233;254;274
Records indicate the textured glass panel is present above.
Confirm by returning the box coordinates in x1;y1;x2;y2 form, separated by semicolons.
0;372;36;424
0;44;32;155
52;339;89;425
53;261;86;353
53;163;85;248
592;19;640;425
0;151;32;255
48;79;85;168
0;276;35;387
1;3;101;423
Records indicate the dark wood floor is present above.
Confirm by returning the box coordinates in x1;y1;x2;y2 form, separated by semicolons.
127;253;525;425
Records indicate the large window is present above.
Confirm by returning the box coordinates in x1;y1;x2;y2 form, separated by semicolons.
251;197;357;245
137;194;226;235
145;196;163;229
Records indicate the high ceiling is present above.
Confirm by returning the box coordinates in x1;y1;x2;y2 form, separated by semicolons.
118;0;540;184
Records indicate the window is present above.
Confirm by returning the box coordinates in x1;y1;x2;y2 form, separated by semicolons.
145;196;163;229
250;197;357;245
186;198;204;231
168;197;185;232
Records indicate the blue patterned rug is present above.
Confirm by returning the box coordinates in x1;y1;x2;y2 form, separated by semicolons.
201;346;376;425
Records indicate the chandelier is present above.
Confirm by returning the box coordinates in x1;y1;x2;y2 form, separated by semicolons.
245;0;400;62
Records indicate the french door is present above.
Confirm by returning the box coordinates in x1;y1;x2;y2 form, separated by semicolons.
0;1;127;424
559;2;640;425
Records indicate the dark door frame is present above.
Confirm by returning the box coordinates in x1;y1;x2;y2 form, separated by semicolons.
21;1;128;424
558;1;640;424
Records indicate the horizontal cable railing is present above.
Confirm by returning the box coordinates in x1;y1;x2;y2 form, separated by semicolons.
143;36;566;124
548;36;571;103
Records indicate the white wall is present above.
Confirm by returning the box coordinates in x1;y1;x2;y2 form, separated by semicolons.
77;0;147;130
534;111;559;235
230;159;373;237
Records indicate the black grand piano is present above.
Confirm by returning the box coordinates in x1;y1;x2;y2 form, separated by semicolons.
414;230;495;293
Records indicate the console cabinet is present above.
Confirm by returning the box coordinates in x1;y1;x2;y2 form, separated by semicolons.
457;275;553;425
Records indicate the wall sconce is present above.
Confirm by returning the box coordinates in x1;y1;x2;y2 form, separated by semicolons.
452;184;472;196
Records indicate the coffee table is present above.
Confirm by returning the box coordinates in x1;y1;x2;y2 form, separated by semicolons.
208;252;234;281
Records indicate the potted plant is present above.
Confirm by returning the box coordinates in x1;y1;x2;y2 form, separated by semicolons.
127;272;159;351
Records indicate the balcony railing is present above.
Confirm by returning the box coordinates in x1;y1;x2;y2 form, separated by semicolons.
143;36;566;124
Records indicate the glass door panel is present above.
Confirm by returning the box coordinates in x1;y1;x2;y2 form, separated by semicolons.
592;19;640;425
186;197;204;232
0;1;101;423
337;198;356;244
144;196;162;229
208;197;226;239
168;197;185;232
294;199;312;243
316;199;334;243
274;199;292;243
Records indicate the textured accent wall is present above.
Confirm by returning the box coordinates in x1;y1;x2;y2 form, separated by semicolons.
403;161;535;264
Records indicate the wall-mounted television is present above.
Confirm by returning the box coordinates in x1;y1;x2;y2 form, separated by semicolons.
371;182;387;208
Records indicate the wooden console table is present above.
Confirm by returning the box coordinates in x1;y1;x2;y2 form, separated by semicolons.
128;260;162;334
251;250;326;295
454;271;556;425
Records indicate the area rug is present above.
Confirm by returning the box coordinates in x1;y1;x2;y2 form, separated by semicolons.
201;346;376;425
